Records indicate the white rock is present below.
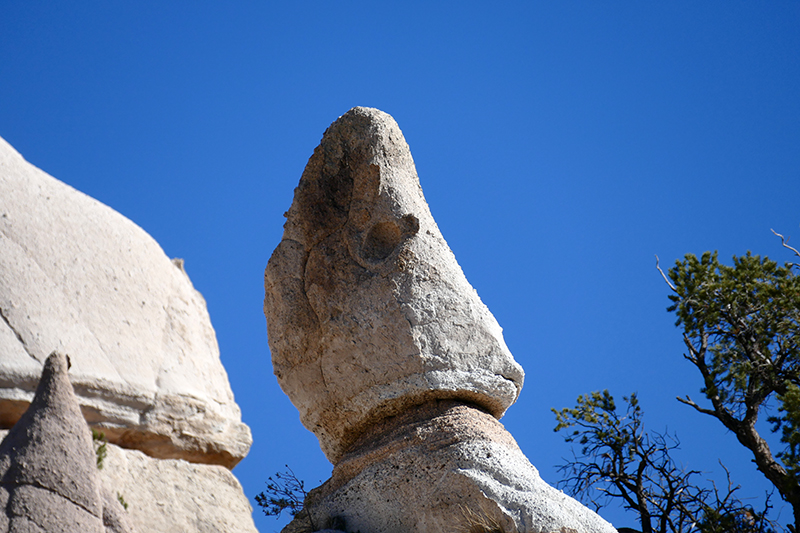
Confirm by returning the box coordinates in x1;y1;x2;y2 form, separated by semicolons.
0;428;258;533
265;107;524;463
98;441;258;533
0;135;251;468
285;401;617;533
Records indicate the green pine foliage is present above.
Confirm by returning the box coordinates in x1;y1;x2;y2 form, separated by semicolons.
667;248;800;530
668;251;800;418
774;383;800;478
553;233;800;532
91;429;108;470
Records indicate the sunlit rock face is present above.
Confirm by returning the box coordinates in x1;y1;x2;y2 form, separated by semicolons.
267;108;618;533
0;135;251;469
0;352;133;533
93;440;258;533
286;400;618;533
265;107;524;463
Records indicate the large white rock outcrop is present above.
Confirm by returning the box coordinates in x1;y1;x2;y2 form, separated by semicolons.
0;135;250;468
265;108;617;532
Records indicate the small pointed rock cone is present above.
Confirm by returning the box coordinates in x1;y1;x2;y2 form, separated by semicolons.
266;108;617;532
0;352;133;532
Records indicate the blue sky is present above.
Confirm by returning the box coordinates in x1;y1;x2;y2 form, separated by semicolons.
2;2;799;531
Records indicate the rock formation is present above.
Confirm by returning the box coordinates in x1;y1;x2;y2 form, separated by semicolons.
0;135;257;532
265;107;618;532
0;352;134;532
0;423;258;533
0;135;250;468
94;442;257;533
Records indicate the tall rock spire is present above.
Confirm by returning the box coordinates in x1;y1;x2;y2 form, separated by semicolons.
265;107;618;532
266;106;524;464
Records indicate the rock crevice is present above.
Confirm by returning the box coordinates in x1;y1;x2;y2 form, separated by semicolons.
0;304;34;361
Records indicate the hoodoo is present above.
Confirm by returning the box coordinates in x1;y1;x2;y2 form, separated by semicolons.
265;107;618;532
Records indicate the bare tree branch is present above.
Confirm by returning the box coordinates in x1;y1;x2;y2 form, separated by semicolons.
772;228;800;259
655;254;678;292
676;395;718;417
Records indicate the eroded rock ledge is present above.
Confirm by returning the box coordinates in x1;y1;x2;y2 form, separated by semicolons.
0;135;251;468
0;353;258;533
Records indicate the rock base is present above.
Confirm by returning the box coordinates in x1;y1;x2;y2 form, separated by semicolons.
284;400;616;533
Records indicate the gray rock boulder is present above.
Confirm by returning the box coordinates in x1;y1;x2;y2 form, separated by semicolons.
0;352;134;532
265;107;524;463
0;135;250;468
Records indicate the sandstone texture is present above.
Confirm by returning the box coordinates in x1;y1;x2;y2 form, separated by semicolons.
286;401;616;533
96;439;257;533
0;352;134;532
265;107;524;463
267;108;618;532
0;135;251;468
0;427;259;533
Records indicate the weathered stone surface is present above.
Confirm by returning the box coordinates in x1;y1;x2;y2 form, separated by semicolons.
0;404;258;533
0;135;251;468
268;108;618;532
265;107;524;463
283;401;616;533
0;352;133;532
95;439;258;533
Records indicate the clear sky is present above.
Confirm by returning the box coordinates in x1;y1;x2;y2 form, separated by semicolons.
2;2;799;531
